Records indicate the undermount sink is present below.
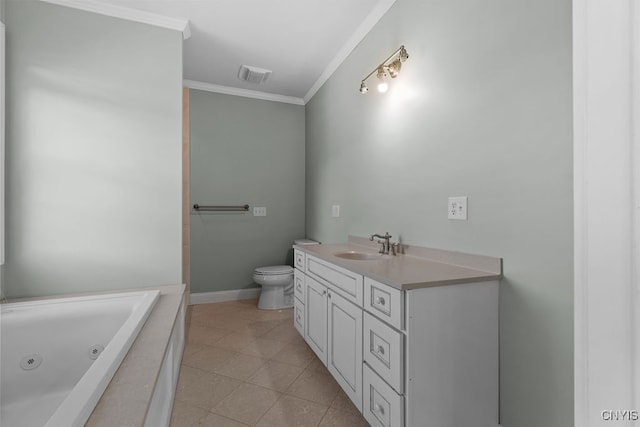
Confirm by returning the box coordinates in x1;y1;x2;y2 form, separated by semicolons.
333;251;386;261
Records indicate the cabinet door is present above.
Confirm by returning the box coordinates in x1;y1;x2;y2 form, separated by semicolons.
327;289;363;411
305;276;327;365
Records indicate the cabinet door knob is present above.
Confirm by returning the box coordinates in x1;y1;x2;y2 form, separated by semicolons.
322;290;327;296
376;345;385;355
375;296;386;305
374;403;385;415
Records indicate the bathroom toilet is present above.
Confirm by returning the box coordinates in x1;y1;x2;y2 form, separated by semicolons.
254;239;318;310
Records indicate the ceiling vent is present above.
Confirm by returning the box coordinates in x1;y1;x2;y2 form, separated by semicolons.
238;65;272;84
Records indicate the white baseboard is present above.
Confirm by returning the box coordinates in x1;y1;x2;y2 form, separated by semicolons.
189;288;260;305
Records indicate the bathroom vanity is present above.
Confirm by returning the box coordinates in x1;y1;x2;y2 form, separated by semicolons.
293;236;502;427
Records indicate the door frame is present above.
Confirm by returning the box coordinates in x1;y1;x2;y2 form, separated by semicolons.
182;87;190;303
573;0;639;424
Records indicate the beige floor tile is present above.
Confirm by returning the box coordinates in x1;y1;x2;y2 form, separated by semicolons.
304;356;329;373
169;399;209;427
261;321;303;343
251;308;294;322
194;413;250;427
183;345;237;373
175;366;242;411
270;341;315;368
285;367;340;406
212;383;281;426
186;324;232;346
240;337;289;359
256;395;328;427
247;360;305;392
214;353;267;381
318;408;369;427
213;331;260;352
183;343;207;358
178;302;367;427
329;389;361;416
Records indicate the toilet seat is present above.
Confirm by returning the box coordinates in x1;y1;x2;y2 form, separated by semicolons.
254;265;293;276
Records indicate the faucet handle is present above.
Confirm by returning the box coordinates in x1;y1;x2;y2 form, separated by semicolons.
390;242;399;256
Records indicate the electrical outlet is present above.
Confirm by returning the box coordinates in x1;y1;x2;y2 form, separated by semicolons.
332;205;340;218
253;207;267;216
448;196;467;220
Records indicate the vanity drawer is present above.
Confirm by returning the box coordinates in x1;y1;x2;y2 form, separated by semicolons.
293;297;304;337
363;363;404;427
294;269;305;302
364;312;404;393
294;249;305;271
306;255;363;306
364;278;404;330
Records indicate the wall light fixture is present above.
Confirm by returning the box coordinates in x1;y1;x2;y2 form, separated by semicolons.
359;45;409;94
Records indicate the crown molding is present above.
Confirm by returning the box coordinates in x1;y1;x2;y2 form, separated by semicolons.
303;0;396;103
184;80;305;106
40;0;191;40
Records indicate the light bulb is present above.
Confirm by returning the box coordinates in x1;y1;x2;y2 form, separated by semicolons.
359;81;369;93
377;82;389;93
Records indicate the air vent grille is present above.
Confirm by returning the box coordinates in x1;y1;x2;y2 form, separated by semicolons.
238;65;272;84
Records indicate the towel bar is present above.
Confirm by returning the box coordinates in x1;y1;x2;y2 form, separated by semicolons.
192;204;250;212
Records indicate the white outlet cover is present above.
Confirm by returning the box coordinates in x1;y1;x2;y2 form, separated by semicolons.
448;196;467;220
253;207;267;216
332;205;340;217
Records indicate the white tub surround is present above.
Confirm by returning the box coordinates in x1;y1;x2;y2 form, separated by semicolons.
0;284;185;427
1;290;160;427
87;284;185;427
293;236;501;427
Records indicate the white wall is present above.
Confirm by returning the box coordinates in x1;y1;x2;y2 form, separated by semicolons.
305;0;573;425
3;0;183;297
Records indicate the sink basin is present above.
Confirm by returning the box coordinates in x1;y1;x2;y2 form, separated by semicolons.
333;251;385;261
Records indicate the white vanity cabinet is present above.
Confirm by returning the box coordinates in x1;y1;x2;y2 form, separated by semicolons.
327;288;362;411
292;247;499;427
304;276;328;364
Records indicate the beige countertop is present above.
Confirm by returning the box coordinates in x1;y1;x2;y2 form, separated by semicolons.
295;236;502;290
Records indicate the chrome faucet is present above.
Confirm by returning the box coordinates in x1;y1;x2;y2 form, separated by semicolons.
370;232;398;255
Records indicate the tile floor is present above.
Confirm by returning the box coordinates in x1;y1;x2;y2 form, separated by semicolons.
169;299;369;427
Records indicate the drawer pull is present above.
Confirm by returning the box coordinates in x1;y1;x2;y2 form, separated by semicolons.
375;296;386;305
374;403;385;415
376;345;385;355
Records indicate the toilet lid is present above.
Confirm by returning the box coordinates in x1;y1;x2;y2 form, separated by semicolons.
254;265;294;276
294;239;319;245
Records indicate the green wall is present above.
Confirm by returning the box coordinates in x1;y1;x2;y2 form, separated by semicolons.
4;0;183;297
189;90;305;293
305;0;573;426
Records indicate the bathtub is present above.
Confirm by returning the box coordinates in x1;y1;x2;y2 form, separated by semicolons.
0;290;160;427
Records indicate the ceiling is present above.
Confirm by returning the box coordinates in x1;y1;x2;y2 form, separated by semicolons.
49;0;396;104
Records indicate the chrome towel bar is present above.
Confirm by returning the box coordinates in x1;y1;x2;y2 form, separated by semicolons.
193;204;250;212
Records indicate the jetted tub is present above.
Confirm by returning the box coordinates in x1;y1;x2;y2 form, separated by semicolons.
0;290;160;427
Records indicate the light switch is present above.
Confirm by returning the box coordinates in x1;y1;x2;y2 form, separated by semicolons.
448;197;467;220
253;207;267;216
332;205;340;218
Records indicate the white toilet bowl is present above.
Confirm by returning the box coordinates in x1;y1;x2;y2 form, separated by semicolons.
254;265;294;310
254;238;319;310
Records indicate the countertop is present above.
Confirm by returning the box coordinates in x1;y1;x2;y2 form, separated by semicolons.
294;236;502;290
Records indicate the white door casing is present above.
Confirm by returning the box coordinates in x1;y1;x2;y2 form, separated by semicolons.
573;0;640;425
